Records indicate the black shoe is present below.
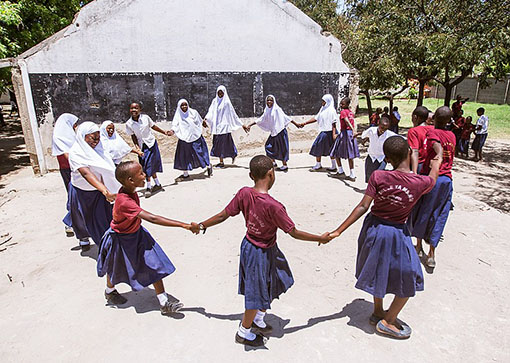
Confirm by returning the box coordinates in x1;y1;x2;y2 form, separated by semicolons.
160;301;184;315
175;174;190;182
235;333;265;347
207;166;213;177
215;162;225;168
152;184;164;194
65;226;75;237
105;290;127;305
144;188;152;198
79;239;91;252
251;322;273;336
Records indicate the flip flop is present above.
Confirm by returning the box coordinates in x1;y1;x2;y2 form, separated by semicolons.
376;320;412;339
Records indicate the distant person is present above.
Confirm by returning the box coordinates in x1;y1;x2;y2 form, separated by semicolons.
471;107;489;162
8;89;18;117
459;116;475;158
452;110;466;157
389;106;401;134
100;120;143;165
0;105;5;128
407;106;433;174
382;106;390;119
369;107;382;127
451;95;469;120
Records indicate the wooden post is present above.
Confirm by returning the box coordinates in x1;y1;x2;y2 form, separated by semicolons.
475;80;480;103
503;77;510;104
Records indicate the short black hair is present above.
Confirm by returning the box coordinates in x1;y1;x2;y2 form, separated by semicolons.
393;106;398;111
383;136;408;165
383;106;389;112
249;155;274;181
434;106;453;128
341;97;351;106
115;161;137;184
130;101;142;109
412;106;429;123
477;107;485;114
379;116;390;125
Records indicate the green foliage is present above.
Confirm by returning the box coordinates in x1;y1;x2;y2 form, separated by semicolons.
289;0;339;32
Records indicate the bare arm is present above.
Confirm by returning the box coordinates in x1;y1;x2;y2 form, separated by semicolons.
302;118;317;128
138;210;193;231
329;195;374;239
291;120;303;128
427;142;443;183
78;167;116;202
243;121;257;132
151;124;172;136
288;227;330;244
130;135;139;147
411;149;420;174
190;209;230;234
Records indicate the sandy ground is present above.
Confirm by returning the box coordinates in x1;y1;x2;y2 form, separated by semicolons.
1;130;510;362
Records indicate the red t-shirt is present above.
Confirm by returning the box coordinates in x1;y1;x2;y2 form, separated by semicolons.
366;170;435;224
111;188;143;234
369;113;380;126
452;101;463;117
225;187;295;249
407;125;434;164
421;128;456;179
455;116;466;129
461;123;474;140
339;109;355;130
57;154;70;170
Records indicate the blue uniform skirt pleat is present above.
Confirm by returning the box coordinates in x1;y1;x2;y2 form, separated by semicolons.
238;237;294;310
60;169;72;227
265;128;290;162
69;184;112;244
139;140;163;176
355;213;424;298
211;133;238;158
407;175;453;248
309;130;335;157
364;158;386;183
458;139;470;154
330;130;360;159
97;227;176;291
174;136;211;171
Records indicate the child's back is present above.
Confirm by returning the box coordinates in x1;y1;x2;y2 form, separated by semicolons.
421;128;455;179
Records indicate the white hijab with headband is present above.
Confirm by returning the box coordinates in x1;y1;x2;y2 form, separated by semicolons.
69;122;120;192
315;94;338;132
171;99;203;143
52;113;79;156
205;85;243;135
100;120;132;164
255;95;292;137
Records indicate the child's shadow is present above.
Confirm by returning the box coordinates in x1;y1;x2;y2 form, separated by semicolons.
111;288;185;319
70;244;99;261
340;179;366;194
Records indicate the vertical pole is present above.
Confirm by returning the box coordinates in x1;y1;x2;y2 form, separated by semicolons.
475;79;480;103
503;77;510;104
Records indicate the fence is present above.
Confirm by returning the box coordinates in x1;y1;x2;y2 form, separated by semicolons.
429;76;510;105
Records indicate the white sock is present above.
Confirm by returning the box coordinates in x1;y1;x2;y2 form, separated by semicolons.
338;166;344;174
331;159;337;168
350;170;356;178
157;292;168;307
79;238;90;246
238;325;256;340
313;162;321;169
183;171;189;177
154;178;161;186
146;180;152;189
254;310;267;328
105;286;116;294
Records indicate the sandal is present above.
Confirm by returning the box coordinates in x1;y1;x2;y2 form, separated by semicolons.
376;320;412;339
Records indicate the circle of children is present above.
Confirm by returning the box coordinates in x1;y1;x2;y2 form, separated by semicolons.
50;85;489;346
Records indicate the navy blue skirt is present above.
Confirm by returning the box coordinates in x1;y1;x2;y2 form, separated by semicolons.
60;169;72;228
265;128;289;162
97;227;176;291
238;237;294;310
471;133;487;151
458;139;470;154
68;184;112;244
407;175;453;248
356;213;424;298
211;133;238;159
139;140;163;176
309;130;336;157
365;157;386;183
330;130;360;159
174;136;210;171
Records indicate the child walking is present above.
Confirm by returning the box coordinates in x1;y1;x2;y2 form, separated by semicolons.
459;116;474;158
327;136;441;339
407;106;433;174
100;120;143;165
244;95;302;172
171;99;213;181
472;107;489;162
191;155;330;347
408;106;456;270
126;102;170;198
203;85;244;168
300;94;338;171
97;161;195;312
329;97;360;180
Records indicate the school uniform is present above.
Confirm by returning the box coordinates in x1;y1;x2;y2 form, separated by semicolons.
125;114;163;176
408;128;456;248
390;111;401;134
369;113;380;127
256;95;292;162
330;108;360;160
100;121;132;165
97;188;175;290
459;123;474;154
407;124;434;173
361;127;396;182
309;94;338;157
172;99;211;170
68;122;121;245
225;187;295;310
357;170;435;298
205;85;243;159
453;117;466;148
472;115;489;151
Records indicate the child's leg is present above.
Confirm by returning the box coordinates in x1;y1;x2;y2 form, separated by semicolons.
241;309;258;329
153;279;165;295
416;238;424;254
153;279;183;313
106;275;115;289
105;275;127;304
219;157;224;164
428;244;436;259
348;159;355;178
282;160;288;167
336;158;344;173
373;297;385;317
382;296;409;331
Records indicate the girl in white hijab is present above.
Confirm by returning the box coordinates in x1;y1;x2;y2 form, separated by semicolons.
244;95;302;172
203;85;244;168
68;122;121;250
51;113;80;237
300;94;339;171
170;99;213;181
100;120;143;165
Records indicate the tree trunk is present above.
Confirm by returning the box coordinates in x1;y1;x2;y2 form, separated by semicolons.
389;97;393;112
362;90;373;117
417;79;426;106
444;85;454;107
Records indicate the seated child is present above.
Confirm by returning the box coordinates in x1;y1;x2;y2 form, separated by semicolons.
327;136;441;339
191;155;330;347
97;161;196;314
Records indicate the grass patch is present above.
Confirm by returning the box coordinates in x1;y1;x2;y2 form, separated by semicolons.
356;97;510;139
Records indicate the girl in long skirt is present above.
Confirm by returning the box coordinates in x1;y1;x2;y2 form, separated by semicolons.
100;120;143;165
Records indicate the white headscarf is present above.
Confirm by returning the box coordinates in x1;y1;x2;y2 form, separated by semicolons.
69;122;120;192
255;95;292;137
171;99;203;143
205;85;243;135
100;120;132;164
52;113;79;156
315;94;338;132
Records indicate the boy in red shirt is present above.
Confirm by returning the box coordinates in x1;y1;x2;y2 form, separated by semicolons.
408;106;456;270
191;155;330;347
459;116;474;158
407;106;433;174
97;161;195;314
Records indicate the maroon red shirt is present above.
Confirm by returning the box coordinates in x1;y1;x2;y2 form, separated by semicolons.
57;154;70;170
461;123;474;140
407;125;434;164
421;128;456;179
339;109;355;131
366;170;435;224
111;188;143;234
225;187;295;249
